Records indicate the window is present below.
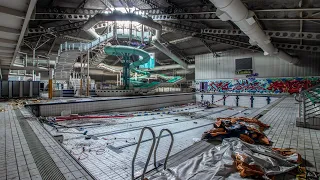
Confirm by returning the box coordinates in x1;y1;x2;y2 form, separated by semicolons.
235;57;253;75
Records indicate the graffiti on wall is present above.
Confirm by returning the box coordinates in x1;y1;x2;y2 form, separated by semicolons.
197;77;320;94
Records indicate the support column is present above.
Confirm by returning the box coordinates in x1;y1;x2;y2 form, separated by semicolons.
123;55;130;90
119;72;122;86
87;50;90;96
80;53;83;96
29;81;33;97
32;49;35;81
116;74;119;86
129;21;132;41
8;81;12;98
141;25;144;43
48;68;53;99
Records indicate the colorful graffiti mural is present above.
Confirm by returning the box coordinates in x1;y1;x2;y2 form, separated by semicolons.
197;77;320;94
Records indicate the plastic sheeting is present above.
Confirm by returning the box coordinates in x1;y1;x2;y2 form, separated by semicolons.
148;138;299;180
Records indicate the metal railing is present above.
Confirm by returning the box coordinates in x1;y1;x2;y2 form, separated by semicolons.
297;84;320;128
132;127;174;180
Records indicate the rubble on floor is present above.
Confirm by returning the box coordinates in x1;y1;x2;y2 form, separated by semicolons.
202;117;270;145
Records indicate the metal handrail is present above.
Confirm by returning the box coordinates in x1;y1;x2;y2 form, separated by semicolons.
301;83;320;94
132;127;156;180
298;85;320;128
153;129;174;170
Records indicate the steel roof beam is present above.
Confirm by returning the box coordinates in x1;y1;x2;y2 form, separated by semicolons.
11;0;38;66
202;29;320;41
274;43;320;52
160;21;261;52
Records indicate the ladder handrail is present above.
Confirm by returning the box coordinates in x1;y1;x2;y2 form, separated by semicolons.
132;127;156;180
153;129;174;170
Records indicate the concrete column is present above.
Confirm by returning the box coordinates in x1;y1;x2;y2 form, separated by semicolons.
80;53;83;96
87;49;90;96
29;81;33;97
129;21;132;41
119;72;122;86
8;81;12;98
32;49;35;81
117;74;119;86
19;81;23;97
141;25;144;43
1;69;9;80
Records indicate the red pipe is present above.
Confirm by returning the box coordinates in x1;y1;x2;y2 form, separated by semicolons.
55;114;132;121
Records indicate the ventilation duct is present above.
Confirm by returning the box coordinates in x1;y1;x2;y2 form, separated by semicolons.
210;0;299;64
87;28;101;39
83;11;188;69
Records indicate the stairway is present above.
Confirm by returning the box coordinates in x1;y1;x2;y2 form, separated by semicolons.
296;85;320;129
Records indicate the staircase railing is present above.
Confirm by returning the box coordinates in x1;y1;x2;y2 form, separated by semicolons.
297;84;320;129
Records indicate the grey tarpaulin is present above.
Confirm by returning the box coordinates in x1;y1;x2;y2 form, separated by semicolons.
148;138;299;180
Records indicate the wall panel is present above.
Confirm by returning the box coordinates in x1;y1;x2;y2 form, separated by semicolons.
196;52;320;80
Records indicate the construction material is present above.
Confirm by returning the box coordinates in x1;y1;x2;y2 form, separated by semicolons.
147;138;302;180
202;117;270;145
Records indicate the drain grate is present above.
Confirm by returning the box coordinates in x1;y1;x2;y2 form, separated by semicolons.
15;109;66;180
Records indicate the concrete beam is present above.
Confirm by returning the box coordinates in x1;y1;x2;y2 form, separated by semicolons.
0;47;15;52
1;69;9;80
0;38;17;45
11;0;38;66
0;26;20;35
0;5;25;18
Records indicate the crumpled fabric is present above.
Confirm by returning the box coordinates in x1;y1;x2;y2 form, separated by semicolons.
148;138;299;180
202;117;270;145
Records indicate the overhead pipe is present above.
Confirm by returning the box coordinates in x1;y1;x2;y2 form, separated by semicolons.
0;65;49;72
83;11;188;69
87;28;101;39
210;0;299;64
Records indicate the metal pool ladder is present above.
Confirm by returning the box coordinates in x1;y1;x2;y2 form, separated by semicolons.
131;127;174;180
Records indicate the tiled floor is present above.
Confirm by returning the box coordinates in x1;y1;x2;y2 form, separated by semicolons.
0;103;41;180
0;103;95;180
257;97;320;172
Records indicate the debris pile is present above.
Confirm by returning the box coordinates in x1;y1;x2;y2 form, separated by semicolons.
148;138;304;180
202;117;270;145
